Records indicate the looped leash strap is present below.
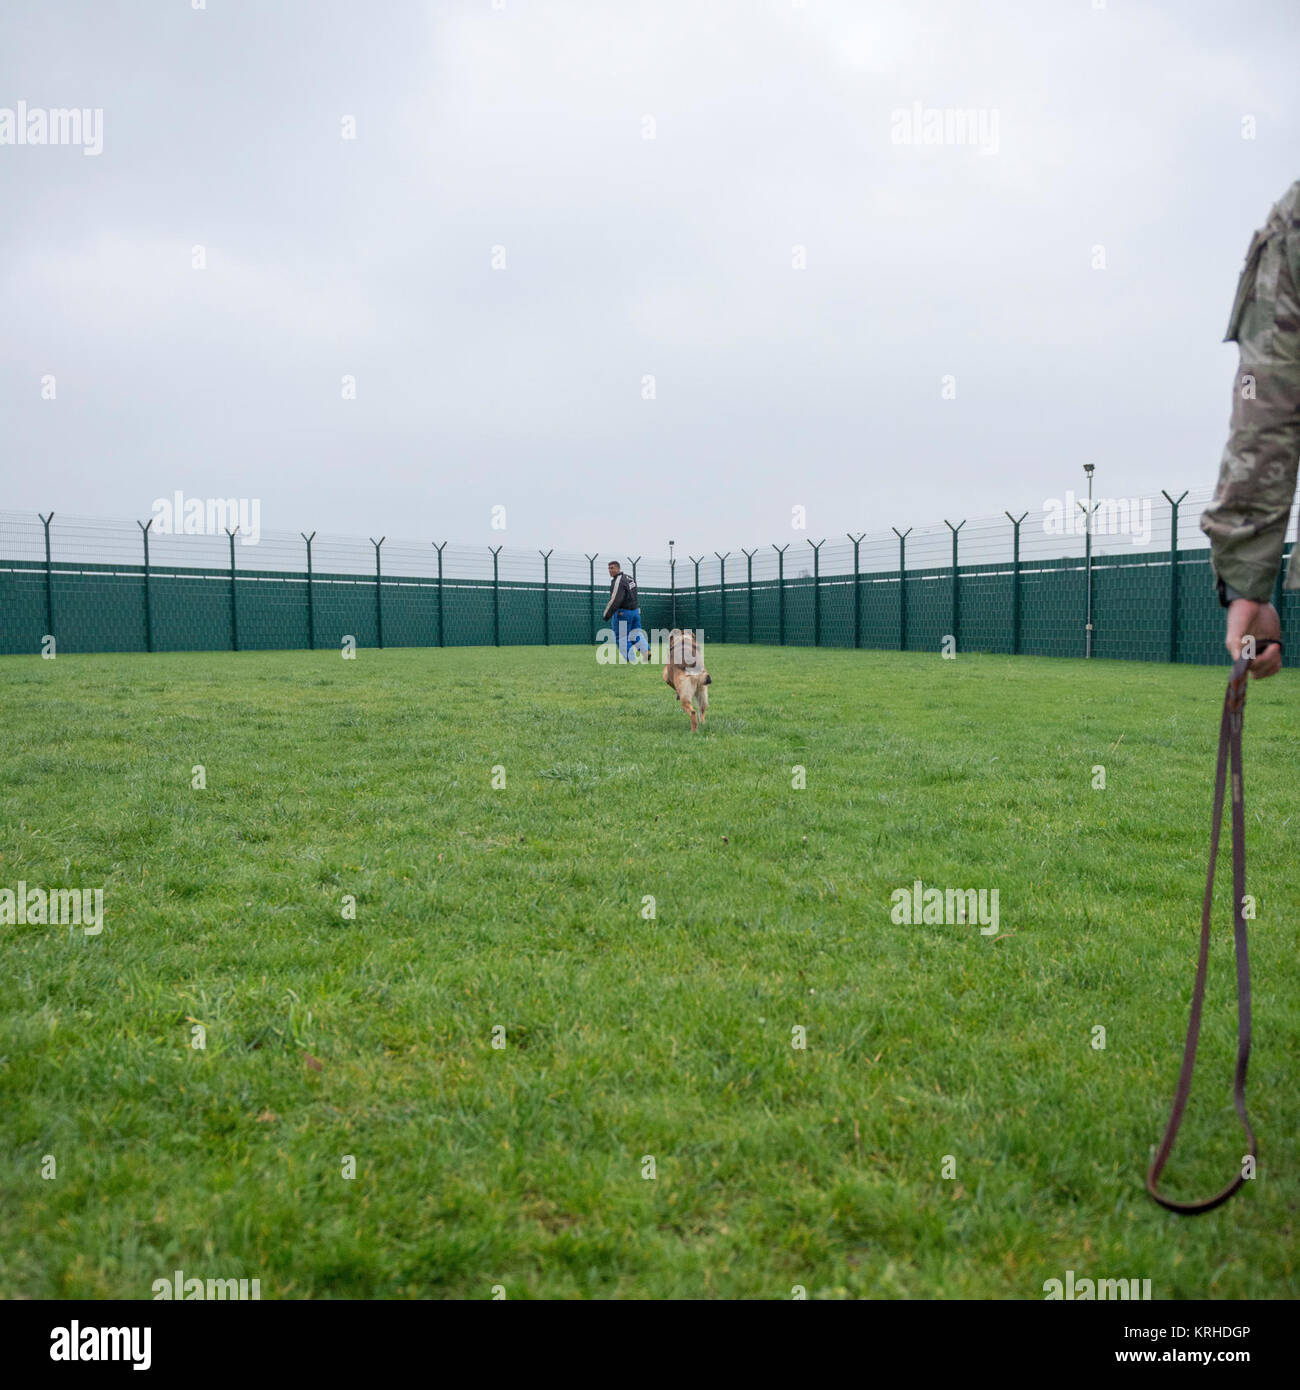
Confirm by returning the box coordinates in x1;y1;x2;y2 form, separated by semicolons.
1146;656;1257;1214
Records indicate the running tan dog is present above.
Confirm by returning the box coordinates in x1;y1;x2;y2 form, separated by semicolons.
663;628;711;731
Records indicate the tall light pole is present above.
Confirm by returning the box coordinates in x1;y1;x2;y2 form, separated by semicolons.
1082;463;1096;659
669;540;676;628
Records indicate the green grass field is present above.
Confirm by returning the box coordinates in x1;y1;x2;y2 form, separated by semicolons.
1;643;1297;1299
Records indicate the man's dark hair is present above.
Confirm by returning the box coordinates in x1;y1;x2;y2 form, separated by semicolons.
608;561;620;570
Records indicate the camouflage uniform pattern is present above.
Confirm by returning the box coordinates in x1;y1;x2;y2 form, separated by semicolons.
1201;180;1300;602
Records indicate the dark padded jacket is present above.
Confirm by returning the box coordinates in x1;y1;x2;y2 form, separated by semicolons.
602;572;638;620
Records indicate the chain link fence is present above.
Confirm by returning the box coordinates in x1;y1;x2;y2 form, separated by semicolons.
2;488;1296;665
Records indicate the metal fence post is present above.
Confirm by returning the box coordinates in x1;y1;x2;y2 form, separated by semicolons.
742;547;757;642
490;545;503;646
1005;512;1027;654
714;551;730;642
1079;495;1098;658
38;511;55;641
773;543;788;645
1274;552;1288;664
138;518;154;652
226;527;240;651
690;555;703;633
539;549;552;645
892;527;911;651
1161;490;1188;664
670;557;677;629
807;539;825;645
301;531;316;649
586;553;598;642
847;532;865;648
626;556;643;661
433;542;447;647
370;537;385;648
944;520;965;651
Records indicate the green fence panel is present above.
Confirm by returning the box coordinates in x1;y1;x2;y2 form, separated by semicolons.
1280;543;1297;658
902;568;949;653
151;572;236;652
312;577;379;650
442;580;496;647
236;576;311;651
957;568;1015;655
0;567;48;653
1091;553;1169;662
721;582;747;643
782;576;815;646
548;585;593;645
1018;561;1087;658
52;570;147;653
636;589;672;641
382;580;441;648
818;577;856;648
687;584;719;642
677;583;701;634
1;522;1288;669
748;579;781;645
858;574;901;650
501;585;545;646
1176;552;1226;666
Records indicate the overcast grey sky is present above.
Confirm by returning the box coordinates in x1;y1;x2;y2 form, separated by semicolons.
2;0;1297;564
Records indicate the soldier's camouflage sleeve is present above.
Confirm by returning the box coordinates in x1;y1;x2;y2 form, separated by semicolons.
1200;180;1300;604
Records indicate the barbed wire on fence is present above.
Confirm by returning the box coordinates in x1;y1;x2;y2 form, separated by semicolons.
3;489;1296;666
2;482;1282;589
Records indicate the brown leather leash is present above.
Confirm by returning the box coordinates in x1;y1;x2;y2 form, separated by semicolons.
1146;653;1260;1214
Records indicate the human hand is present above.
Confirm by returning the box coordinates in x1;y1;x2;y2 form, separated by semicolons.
1227;598;1283;678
